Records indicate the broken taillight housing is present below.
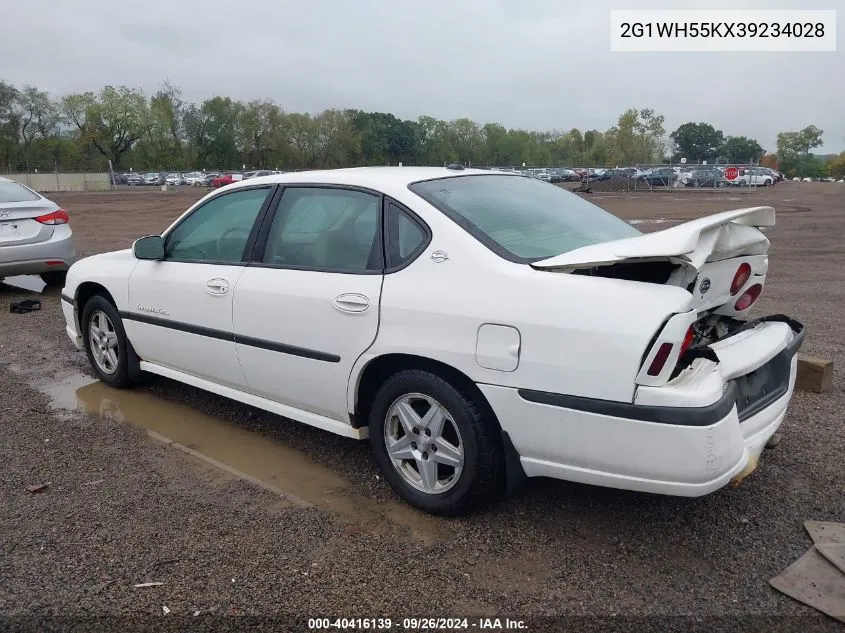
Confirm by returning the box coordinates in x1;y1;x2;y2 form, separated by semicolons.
679;326;695;358
730;262;752;296
647;326;695;377
735;284;763;311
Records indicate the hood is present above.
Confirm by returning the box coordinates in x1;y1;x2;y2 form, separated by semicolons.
531;206;774;273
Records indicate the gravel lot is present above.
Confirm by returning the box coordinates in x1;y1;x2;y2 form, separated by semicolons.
1;183;843;632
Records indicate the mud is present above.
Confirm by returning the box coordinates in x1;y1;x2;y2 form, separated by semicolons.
40;373;442;545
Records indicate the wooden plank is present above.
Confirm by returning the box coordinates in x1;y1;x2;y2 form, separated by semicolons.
796;354;834;393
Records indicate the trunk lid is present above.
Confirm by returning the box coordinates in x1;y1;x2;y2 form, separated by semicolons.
531;206;773;272
0;200;60;247
531;206;774;316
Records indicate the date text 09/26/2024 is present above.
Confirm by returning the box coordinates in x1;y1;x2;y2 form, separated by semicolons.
308;618;527;630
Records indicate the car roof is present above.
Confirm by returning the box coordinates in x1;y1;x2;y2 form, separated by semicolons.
227;166;516;194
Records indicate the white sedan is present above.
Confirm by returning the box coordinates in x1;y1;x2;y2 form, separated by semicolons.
59;167;804;515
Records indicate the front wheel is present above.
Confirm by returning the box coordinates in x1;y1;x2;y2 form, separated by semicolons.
81;295;139;388
368;369;504;516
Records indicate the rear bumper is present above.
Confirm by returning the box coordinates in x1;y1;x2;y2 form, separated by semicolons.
481;317;804;496
0;227;75;276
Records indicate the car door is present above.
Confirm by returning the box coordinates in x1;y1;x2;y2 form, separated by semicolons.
232;185;385;422
125;185;275;387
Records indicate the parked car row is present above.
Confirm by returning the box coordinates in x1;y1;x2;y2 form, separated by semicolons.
114;170;284;187
791;176;845;183
489;164;789;188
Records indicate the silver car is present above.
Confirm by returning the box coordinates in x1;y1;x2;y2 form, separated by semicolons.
0;177;76;286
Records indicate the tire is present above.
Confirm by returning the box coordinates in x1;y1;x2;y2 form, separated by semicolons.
40;270;67;287
81;295;139;388
368;369;504;516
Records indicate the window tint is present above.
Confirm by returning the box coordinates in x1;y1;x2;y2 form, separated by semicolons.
0;180;40;203
263;188;381;271
387;202;427;268
164;187;270;262
409;175;640;262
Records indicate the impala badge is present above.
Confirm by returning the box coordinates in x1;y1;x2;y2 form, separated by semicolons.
699;278;711;295
137;304;169;316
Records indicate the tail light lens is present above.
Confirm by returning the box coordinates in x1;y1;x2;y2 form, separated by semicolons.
730;263;751;295
34;209;69;225
647;343;674;376
735;284;763;311
647;326;695;377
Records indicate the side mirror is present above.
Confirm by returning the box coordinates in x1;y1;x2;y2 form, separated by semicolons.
132;235;164;260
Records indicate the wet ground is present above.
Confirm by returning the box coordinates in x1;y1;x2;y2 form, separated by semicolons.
1;183;843;630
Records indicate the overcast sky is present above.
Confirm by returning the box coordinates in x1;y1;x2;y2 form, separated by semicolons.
2;0;842;153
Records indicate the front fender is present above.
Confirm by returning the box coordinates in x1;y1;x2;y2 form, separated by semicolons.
65;249;139;313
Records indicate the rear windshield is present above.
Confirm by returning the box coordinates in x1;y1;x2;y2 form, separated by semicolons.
0;181;41;203
409;175;640;262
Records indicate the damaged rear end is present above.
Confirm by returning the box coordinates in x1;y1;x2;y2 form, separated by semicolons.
532;206;805;489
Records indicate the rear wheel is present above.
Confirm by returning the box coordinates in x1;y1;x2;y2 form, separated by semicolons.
81;295;139;388
40;270;67;287
369;369;504;516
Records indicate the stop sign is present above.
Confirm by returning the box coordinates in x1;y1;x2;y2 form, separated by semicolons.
725;167;739;180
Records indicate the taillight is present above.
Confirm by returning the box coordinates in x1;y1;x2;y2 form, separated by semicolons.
647;343;674;376
647;326;695;377
34;209;69;225
734;284;763;311
730;262;751;295
679;326;695;358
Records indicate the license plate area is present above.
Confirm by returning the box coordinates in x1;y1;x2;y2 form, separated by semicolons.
0;221;21;234
735;351;791;421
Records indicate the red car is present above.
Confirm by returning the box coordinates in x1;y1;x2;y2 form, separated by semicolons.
211;173;243;188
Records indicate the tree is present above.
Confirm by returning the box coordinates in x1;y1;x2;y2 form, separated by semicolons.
352;111;417;165
776;125;825;177
449;118;483;164
719;136;764;163
670;122;724;163
415;116;455;165
238;99;284;168
16;86;60;168
0;81;21;170
759;153;779;169
776;125;824;158
139;80;185;169
183;96;242;168
610;108;665;165
62;86;148;167
828;153;845;179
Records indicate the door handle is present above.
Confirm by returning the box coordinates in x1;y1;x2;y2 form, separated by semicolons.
334;293;370;313
204;278;230;295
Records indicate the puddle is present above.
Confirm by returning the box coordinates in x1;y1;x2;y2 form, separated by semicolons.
40;375;442;543
2;275;46;293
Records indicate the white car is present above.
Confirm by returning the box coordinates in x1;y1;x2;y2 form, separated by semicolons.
183;172;206;186
735;168;774;187
164;173;184;186
59;167;804;515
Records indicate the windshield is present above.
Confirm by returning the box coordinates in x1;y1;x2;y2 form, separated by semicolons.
0;180;41;203
409;175;640;261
